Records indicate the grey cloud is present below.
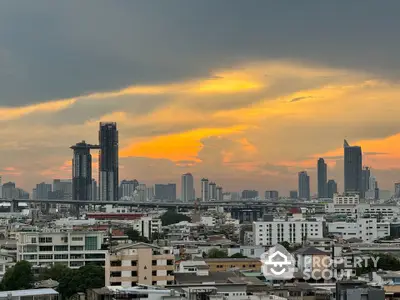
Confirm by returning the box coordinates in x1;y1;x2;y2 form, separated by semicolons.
1;1;400;107
290;96;313;102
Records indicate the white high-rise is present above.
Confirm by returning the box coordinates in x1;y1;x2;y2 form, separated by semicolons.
181;173;194;202
201;178;209;201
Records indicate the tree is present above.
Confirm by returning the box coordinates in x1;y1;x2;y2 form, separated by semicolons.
161;210;191;226
124;228;149;243
357;253;400;275
279;241;291;251
58;264;105;299
40;263;70;282
1;261;34;291
207;248;228;258
230;253;247;258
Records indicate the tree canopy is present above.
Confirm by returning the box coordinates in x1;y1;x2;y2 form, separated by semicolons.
230;253;248;258
160;210;191;226
207;248;228;258
124;228;149;243
0;261;34;291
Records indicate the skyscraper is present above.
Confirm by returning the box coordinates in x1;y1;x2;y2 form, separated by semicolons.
154;184;176;201
298;171;310;200
71;141;99;201
327;179;338;198
361;166;371;198
209;182;217;200
201;178;209;201
317;158;327;198
344;139;362;194
395;182;400;198
181;173;194;202
99;122;119;201
216;186;223;201
120;180;136;198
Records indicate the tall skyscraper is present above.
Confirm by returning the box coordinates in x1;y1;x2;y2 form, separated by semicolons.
344;139;362;194
290;190;298;199
181;173;194;202
91;179;97;201
361;166;371;198
53;179;72;200
201;178;209;201
99;122;119;201
71;141;99;201
208;182;217;200
298;171;310;200
216;186;223;201
36;182;52;199
120;180;136;198
154;183;176;201
327;179;338;198
395;182;400;198
317;158;327;198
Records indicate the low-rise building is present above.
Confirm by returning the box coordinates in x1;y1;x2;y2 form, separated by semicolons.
105;242;174;287
328;218;389;242
204;258;261;272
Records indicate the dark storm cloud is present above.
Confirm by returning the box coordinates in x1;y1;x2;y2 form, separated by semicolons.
1;0;400;106
290;96;313;103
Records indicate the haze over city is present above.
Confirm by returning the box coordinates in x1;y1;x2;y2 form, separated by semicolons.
2;1;400;194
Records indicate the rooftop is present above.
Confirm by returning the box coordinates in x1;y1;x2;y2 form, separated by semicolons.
0;289;58;298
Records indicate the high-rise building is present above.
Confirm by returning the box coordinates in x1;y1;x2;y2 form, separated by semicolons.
208;182;217;200
36;182;52;199
91;179;98;201
201;178;209;201
146;186;155;201
0;176;2;199
136;184;147;202
216;186;223;201
395;182;400;198
317;158;327;198
361;166;371;198
99;122;119;201
344;139;362;194
154;184;176;201
241;190;258;199
265;190;279;199
181;173;194;202
298;171;310;200
2;182;16;199
120;180;136;198
327;179;338;198
290;190;298;199
71;141;99;201
53;179;72;200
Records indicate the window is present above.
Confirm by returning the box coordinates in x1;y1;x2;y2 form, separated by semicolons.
131;271;137;276
111;260;121;267
54;245;68;251
31;238;37;244
39;237;53;243
152;271;157;276
110;272;121;277
85;236;98;250
131;260;137;266
167;260;173;265
152;281;157;286
72;237;83;241
70;246;84;251
39;254;52;260
39;246;53;252
152;260;157;266
54;254;68;260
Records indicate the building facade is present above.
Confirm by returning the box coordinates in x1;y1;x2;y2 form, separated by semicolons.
344;139;362;195
317;158;327;198
201;178;209;201
298;171;310;200
154;184;176;201
181;173;194;202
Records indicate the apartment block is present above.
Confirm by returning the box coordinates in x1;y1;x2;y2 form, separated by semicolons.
131;217;162;239
253;220;324;246
204;258;261;272
333;193;360;205
105;242;174;288
16;231;106;268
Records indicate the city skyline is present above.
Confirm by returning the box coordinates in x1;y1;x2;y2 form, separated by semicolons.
2;2;400;194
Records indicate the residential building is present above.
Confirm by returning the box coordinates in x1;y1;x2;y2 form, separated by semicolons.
146;186;155;201
16;231;106;268
208;182;217;200
298;171;310;200
265;190;279;199
91;179;97;201
227;246;265;258
327;180;338;198
253;219;324;245
241;190;258;199
36;182;52;199
216;186;223;201
327;218;387;242
99;122;119;201
290;190;298;199
154;184;176;201
204;258;261;272
131;217;162;240
344;139;362;195
0;289;59;300
335;281;384;300
362;166;371;198
53;179;72;200
317;158;327;198
105;242;174;287
201;178;209;201
181;173;194;202
333;193;360;205
2;182;17;199
87;285;180;300
395;183;400;198
136;184;147;202
120;180;136;198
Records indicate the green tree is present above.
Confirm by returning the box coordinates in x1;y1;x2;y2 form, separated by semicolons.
230;253;247;258
58;264;105;299
161;210;191;226
279;241;291;251
357;253;400;275
1;261;34;291
124;228;149;243
40;263;70;282
207;248;228;258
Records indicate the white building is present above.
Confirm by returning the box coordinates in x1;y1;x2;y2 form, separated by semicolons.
200;216;216;227
181;173;194;202
176;260;209;274
227;246;265;258
135;184;147;202
333;193;360;205
327;218;390;242
16;231;107;268
120;180;136;198
253;220;324;246
131;217;162;239
146;186;155;201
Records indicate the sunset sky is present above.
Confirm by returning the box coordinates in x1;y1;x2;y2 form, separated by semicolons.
2;1;400;195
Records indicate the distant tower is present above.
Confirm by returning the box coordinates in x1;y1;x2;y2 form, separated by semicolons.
99;122;119;201
361;166;371;198
181;173;194;202
317;158;327;198
216;186;223;201
208;182;217;200
201;178;209;201
71;141;99;201
327;179;338;198
344;139;362;194
298;171;310;200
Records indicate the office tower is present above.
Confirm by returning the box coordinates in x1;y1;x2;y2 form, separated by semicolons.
344;139;362;194
2;182;16;199
99;122;119;201
136;184;147;202
146;186;155;201
265;190;279;199
317;158;327;198
241;190;258;199
32;188;37;200
53;179;72;200
208;182;217;200
201;178;209;201
327;179;338;198
181;173;194;202
0;176;2;199
216;186;223;201
298;171;310;200
361;166;371;198
91;179;97;201
36;182;52;199
290;190;298;199
395;182;400;198
71;141;99;201
120;180;136;198
154;184;176;201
